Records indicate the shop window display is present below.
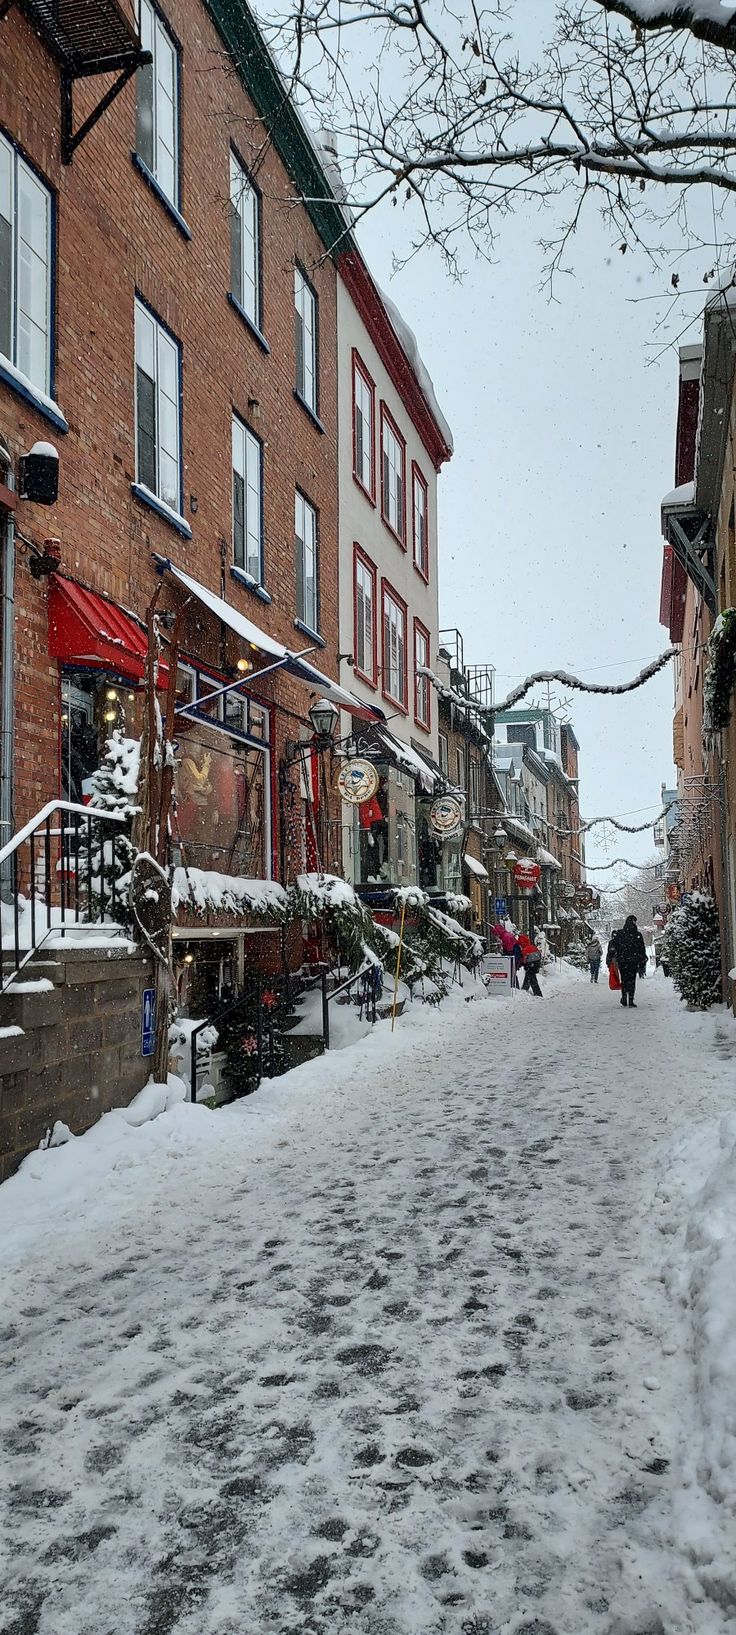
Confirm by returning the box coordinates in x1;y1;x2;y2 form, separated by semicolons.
61;670;140;804
417;794;462;897
354;763;417;887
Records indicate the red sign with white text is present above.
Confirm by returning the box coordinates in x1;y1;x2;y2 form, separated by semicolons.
513;860;541;888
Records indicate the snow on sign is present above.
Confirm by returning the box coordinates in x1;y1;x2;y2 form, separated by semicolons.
141;988;155;1056
483;954;514;995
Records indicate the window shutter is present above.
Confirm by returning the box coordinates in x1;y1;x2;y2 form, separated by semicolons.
0;216;11;364
295;530;305;622
136;366;157;492
230;202;242;305
233;469;245;568
136;61;155;172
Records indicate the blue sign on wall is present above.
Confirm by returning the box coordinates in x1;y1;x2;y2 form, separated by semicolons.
141;988;156;1057
495;897;507;919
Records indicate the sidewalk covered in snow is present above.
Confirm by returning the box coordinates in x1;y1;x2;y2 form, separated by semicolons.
1;970;735;1635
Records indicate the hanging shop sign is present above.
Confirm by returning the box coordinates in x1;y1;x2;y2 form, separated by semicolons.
336;758;380;804
429;794;464;837
665;881;681;903
574;885;596;908
513;859;541;889
562;882;577;899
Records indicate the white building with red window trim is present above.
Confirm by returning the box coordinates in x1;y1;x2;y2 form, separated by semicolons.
337;249;452;765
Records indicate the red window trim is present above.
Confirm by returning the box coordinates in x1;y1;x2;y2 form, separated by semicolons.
380;576;408;713
379;401;406;547
353;542;378;688
413;617;431;732
411;461;429;583
352;348;376;505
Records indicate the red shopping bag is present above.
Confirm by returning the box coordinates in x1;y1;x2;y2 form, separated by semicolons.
608;961;621;991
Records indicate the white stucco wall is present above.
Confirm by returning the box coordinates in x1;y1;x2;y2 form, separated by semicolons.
336;277;442;761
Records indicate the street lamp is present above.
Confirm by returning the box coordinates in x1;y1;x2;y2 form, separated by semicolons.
307;697;339;745
493;824;507;848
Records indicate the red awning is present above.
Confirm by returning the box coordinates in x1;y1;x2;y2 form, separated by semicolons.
48;576;168;685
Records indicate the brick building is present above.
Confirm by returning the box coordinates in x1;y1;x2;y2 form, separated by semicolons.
0;0;385;1008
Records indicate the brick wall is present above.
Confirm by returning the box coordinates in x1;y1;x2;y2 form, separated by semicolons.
0;1;340;869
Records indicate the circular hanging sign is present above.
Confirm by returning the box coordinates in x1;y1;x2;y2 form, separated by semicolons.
513;859;542;889
336;758;380;804
429;794;464;837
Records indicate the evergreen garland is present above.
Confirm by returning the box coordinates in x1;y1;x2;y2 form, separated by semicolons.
704;608;736;743
662;892;722;1010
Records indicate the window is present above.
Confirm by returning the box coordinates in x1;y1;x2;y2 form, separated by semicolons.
438;732;448;775
456;746;466;791
134;297;181;513
295;490;319;633
137;0;179;207
294;265;317;414
414;620;430;729
230;151;260;328
354;547;376;685
381;407;405;541
232;414;263;583
469;756;479;813
0;134;52;395
382;583;407;709
353;352;375;497
412;464;429;579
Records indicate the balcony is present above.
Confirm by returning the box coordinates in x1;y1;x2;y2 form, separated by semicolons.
1;0;150;161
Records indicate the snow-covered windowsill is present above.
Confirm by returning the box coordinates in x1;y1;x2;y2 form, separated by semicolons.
131;484;192;539
0;357;68;433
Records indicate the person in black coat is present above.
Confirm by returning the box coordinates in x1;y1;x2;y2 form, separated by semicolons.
607;915;647;1008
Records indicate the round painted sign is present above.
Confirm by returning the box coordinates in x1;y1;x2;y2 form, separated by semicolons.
513;859;542;888
336;758;380;804
429;794;464;837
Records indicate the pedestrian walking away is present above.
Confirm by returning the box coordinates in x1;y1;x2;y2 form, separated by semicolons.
586;933;602;983
607;915;647;1008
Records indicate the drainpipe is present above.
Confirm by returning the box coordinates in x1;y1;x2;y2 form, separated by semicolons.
0;457;15;887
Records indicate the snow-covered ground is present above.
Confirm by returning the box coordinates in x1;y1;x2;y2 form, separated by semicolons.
1;968;735;1635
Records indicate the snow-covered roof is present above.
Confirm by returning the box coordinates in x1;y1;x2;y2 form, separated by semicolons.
661;480;695;511
505;814;536;847
378;728;437;792
377;287;454;454
463;853;489;880
625;0;735;26
537;847;562;872
172;868;288;920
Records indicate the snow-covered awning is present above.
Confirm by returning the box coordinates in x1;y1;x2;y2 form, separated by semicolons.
463;853;488;880
154;556;385;723
505;814;536;847
377;729;437;792
537;846;562;871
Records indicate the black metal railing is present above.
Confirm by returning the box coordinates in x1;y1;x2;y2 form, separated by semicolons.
326;963;381;1034
0;800;127;993
187;967;331;1103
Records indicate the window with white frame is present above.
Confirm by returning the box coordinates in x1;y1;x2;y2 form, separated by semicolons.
414;622;430;727
0;134;52;395
353;354;374;494
137;0;179;207
232;414;263;582
295;490;318;632
230;151;260;327
381;408;405;540
382;586;406;707
135;297;181;512
412;465;428;578
354;550;376;683
294;265;317;413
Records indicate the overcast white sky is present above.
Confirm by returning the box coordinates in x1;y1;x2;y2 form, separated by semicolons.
342;0;719;883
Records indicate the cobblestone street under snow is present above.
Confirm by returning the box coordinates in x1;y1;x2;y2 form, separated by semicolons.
1;969;735;1635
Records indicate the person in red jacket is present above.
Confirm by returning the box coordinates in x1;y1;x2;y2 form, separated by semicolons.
516;932;543;997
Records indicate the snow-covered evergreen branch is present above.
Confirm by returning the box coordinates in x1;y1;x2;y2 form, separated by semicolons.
494;651;676;714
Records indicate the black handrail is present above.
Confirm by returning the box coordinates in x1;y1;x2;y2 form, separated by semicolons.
0;800;127;994
187;967;330;1103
